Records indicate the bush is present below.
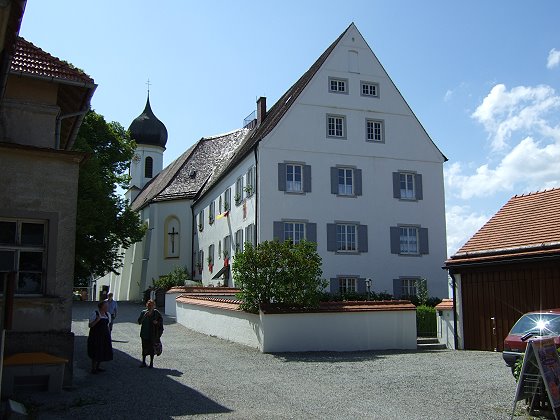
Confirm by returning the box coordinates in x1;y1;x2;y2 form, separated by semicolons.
416;305;437;337
320;291;395;302
232;240;326;313
153;265;191;291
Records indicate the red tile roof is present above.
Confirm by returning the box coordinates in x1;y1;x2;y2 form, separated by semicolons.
10;37;94;85
435;299;453;311
447;188;560;265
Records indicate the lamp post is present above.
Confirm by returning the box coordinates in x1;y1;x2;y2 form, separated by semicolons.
365;278;372;301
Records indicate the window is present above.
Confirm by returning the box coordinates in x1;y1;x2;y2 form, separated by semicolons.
235;229;243;253
246;166;255;197
0;219;46;294
198;210;204;232
402;278;418;298
235;176;244;205
393;172;423;200
338;168;353;196
361;81;379;97
278;163;311;194
336;224;357;252
339;277;357;294
224;188;231;211
390;226;428;255
209;201;215;224
284;222;305;244
245;224;256;247
145;156;153;178
366;119;384;142
330;167;362;196
400;226;418;254
223;235;231;259
218;196;223;213
208;244;214;265
327;115;346;138
218;240;222;260
329;77;348;94
197;250;204;273
286;164;302;193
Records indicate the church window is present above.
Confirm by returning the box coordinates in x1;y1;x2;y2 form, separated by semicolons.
0;218;47;294
145;156;153;178
164;217;180;258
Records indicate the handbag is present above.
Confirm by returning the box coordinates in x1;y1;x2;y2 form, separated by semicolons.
154;340;163;356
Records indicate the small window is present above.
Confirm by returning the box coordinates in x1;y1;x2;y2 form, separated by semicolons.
234;229;243;253
329;77;348;94
209;201;215;224
197;250;204;273
336;224;357;252
208;244;214;266
402;278;418;298
284;222;305;245
286;164;303;193
245;224;256;247
198;210;204;232
246;166;255;197
224;188;231;211
338;168;354;196
339;277;357;294
218;196;223;213
235;177;244;205
223;235;231;260
400;226;419;254
361;81;379;97
327;115;346;138
366;119;384;142
400;173;415;200
145;156;153;178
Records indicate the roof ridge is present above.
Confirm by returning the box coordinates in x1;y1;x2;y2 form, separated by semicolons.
513;187;560;198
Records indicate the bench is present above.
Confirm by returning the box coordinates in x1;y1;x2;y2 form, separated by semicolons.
2;352;68;397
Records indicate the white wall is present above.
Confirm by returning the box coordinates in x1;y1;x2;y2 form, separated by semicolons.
129;144;164;191
437;308;456;350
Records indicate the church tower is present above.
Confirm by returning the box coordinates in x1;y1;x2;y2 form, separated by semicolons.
126;94;168;202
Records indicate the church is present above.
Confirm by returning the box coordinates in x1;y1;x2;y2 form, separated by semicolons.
98;23;449;301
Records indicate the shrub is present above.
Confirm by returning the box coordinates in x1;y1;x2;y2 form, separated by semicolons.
232;240;327;313
416;305;437;337
153;265;191;291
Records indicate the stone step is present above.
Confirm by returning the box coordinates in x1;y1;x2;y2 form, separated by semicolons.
417;337;439;345
417;337;447;350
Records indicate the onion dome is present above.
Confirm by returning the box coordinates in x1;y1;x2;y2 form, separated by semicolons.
129;95;168;148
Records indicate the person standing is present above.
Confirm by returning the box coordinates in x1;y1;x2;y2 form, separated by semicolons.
106;293;118;332
137;299;163;368
87;300;113;374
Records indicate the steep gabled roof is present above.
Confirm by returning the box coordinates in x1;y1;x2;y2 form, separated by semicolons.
131;128;249;211
446;188;560;266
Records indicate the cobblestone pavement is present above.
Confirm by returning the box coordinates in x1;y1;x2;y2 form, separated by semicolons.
20;301;525;419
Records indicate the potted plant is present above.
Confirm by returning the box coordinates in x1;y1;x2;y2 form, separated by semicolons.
223;250;229;267
196;262;202;274
244;185;254;195
234;193;242;205
198;222;203;232
207;256;214;273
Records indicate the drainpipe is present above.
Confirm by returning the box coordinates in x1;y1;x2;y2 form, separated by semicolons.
253;146;258;243
190;204;195;280
449;271;459;350
55;110;88;149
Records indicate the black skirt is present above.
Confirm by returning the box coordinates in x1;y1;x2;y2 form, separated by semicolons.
87;317;113;362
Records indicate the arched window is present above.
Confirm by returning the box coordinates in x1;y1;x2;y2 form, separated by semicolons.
164;216;180;258
145;156;153;178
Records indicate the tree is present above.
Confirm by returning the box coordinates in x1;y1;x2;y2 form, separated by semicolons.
73;110;146;285
232;240;326;313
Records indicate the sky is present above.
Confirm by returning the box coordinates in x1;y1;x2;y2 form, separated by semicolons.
19;1;560;257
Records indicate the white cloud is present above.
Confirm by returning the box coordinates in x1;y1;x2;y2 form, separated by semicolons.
445;205;489;257
444;89;454;102
471;84;560;151
547;48;560;69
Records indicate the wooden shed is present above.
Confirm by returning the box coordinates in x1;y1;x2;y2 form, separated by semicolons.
444;189;560;351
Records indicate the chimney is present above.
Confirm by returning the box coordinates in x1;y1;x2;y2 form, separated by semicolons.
257;96;266;127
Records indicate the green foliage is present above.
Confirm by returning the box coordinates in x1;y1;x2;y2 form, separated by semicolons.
319;291;394;302
513;347;560;382
417;278;428;306
73;111;146;285
416;305;437;337
232;240;327;313
153;266;191;290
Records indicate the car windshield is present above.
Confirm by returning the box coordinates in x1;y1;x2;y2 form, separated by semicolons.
509;313;560;336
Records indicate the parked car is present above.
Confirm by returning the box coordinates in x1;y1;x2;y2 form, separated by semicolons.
503;309;560;369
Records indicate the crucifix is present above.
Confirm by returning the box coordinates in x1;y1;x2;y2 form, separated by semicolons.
146;78;151;95
168;227;179;253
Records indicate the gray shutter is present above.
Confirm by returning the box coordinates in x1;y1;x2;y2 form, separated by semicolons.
303;165;312;193
415;174;423;200
419;228;429;254
278;163;286;191
357;278;366;293
358;224;368;252
330;278;339;294
392;172;400;198
306;222;317;243
393;279;402;299
390;226;400;254
273;221;284;241
330;167;338;194
354;168;362;196
327;223;337;251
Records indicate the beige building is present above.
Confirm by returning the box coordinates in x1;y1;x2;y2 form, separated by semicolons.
0;1;96;385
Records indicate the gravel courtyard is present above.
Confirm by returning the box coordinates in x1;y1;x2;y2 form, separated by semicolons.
23;301;527;419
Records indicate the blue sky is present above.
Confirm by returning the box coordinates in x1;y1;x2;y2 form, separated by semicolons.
20;1;560;257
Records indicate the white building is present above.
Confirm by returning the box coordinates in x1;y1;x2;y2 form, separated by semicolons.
101;23;448;300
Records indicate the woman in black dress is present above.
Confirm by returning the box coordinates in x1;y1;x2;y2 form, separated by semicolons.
87;300;113;373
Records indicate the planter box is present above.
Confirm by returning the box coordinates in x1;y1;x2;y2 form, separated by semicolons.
176;296;417;352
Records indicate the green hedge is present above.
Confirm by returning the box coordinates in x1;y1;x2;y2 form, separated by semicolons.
417;305;437;337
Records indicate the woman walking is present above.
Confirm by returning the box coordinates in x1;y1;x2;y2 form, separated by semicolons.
137;299;163;368
87;300;113;373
